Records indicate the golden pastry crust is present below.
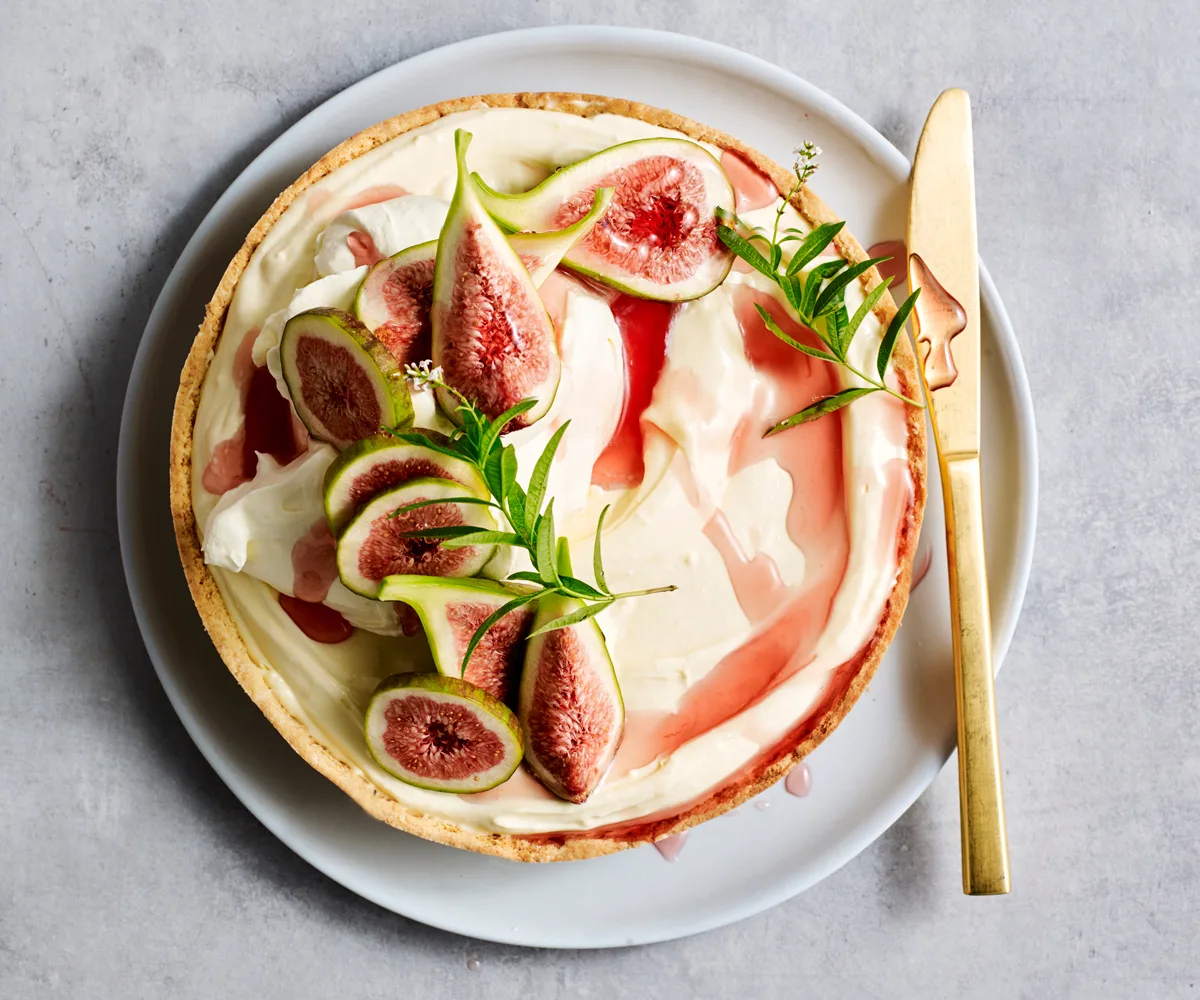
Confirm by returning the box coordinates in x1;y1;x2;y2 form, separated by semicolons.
169;92;927;862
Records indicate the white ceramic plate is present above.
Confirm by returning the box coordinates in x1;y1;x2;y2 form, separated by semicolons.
117;26;1036;948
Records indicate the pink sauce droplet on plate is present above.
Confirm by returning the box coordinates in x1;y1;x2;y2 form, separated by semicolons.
654;832;688;862
591;294;676;490
278;594;354;644
466;958;481;973
720;150;779;212
754;799;771;812
867;240;908;286
785;761;812;797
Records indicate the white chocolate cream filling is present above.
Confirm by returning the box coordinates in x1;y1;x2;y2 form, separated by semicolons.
190;107;910;835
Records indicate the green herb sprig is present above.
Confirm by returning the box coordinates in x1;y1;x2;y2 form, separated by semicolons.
716;142;923;434
385;363;676;672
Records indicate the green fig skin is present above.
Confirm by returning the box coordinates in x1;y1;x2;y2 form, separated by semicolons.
473;137;735;302
323;434;488;535
279;307;414;449
365;672;523;793
335;477;498;597
378;575;536;705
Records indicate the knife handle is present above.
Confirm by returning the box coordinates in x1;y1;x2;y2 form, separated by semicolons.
942;454;1011;895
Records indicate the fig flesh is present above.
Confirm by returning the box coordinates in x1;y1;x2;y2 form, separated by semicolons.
279;307;413;449
365;672;522;792
474;137;735;301
354;189;608;372
335;477;497;597
432;130;561;428
323;434;487;535
353;240;438;366
506;187;613;286
518;592;625;803
378;575;536;706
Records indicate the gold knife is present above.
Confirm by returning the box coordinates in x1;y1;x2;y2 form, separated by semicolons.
907;88;1011;895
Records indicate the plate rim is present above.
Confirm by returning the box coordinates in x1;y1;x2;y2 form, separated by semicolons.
117;24;1038;947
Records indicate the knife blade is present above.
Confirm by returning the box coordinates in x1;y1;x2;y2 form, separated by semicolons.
907;88;1011;895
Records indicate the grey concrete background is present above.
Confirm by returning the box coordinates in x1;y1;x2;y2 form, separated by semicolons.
2;1;1196;997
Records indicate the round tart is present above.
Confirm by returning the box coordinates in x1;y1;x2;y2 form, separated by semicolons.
169;93;926;861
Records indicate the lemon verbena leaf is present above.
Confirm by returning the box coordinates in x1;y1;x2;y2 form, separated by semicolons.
766;387;879;434
717;224;776;281
878;287;921;381
527;599;614;638
524;422;569;534
754;303;837;362
784;221;845;276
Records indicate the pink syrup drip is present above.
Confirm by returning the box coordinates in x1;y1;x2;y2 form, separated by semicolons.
201;327;259;494
347;230;385;268
337;184;410;213
654;832;688;862
278;595;354;644
701;511;791;624
720;151;780;212
867;240;908;287
201;323;310;496
784;761;812;797
591;294;677;490
201;435;250;497
669;451;791;625
291;519;339;603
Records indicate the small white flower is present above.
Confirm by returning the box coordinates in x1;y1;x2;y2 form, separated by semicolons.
403;359;443;384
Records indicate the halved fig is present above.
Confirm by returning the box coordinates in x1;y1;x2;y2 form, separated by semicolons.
378;575;535;705
336;477;496;597
323;434;487;535
473;137;735;301
353;240;437;366
506;187;613;286
519;592;625;803
280;307;413;448
365;672;522;792
432;129;561;428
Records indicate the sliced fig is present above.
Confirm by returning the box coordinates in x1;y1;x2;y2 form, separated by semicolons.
353;240;437;366
378;575;535;705
365;672;522;792
279;307;413;448
336;477;497;597
518;593;625;803
323;434;487;535
474;137;735;302
431;129;561;428
506;187;613;286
